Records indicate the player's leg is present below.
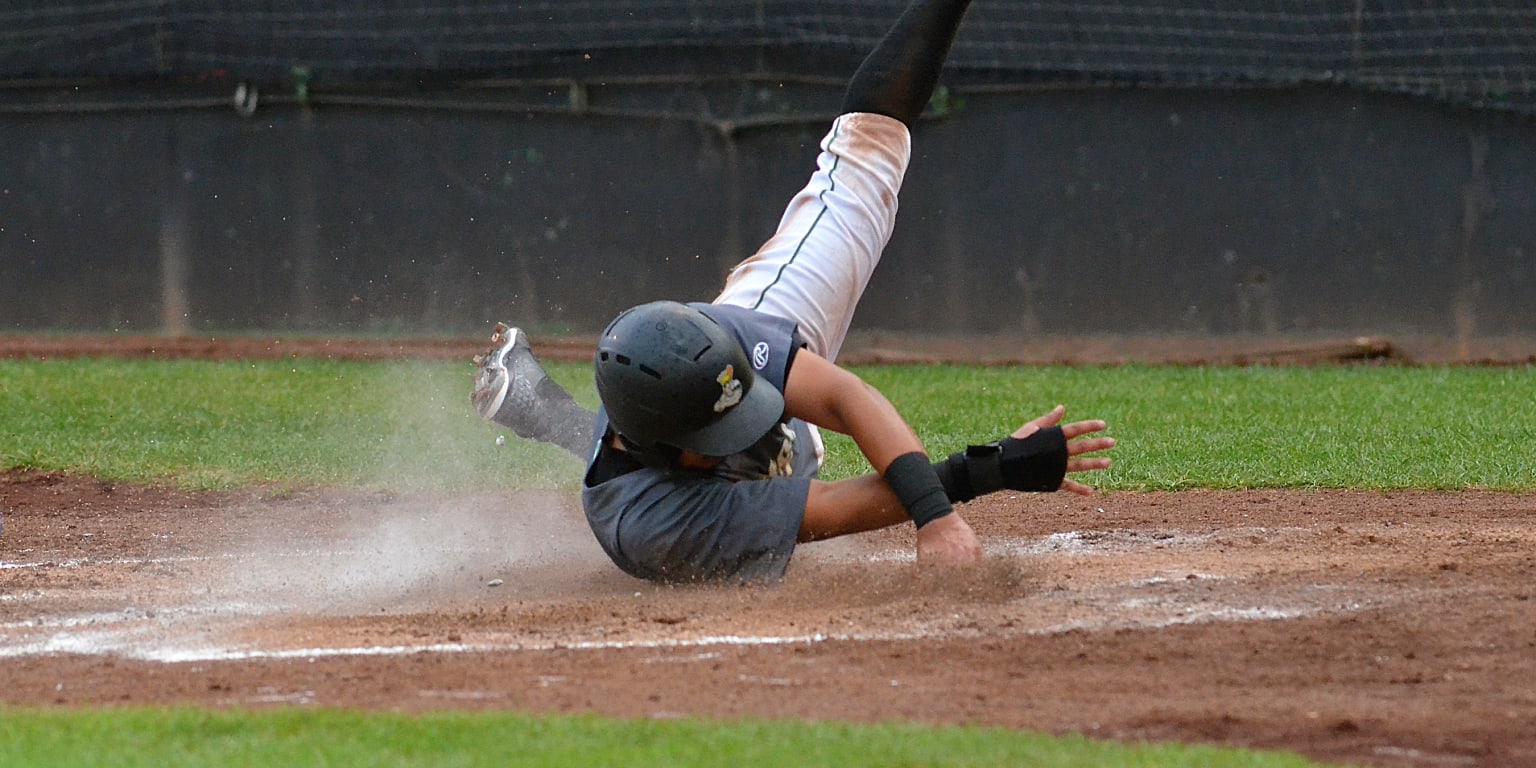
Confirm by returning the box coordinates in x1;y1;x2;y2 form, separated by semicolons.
710;113;907;363
471;323;593;458
711;0;972;362
471;0;972;458
841;0;972;128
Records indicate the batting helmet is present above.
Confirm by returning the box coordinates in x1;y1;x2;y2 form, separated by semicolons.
594;301;784;457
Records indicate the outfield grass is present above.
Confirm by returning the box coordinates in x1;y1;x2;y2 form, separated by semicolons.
3;357;1527;768
844;363;1536;491
2;358;1531;491
0;708;1327;768
0;358;591;491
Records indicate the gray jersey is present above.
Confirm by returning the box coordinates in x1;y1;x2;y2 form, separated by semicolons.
581;304;819;583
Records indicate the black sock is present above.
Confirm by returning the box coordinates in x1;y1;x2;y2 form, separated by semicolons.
841;0;973;126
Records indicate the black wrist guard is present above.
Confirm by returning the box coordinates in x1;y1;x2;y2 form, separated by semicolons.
932;426;1068;502
884;451;955;529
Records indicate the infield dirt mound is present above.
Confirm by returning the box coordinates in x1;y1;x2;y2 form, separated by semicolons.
3;469;1534;767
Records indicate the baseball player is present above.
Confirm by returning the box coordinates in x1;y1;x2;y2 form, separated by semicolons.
473;0;1115;583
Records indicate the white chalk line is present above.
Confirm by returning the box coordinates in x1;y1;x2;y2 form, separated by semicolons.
107;592;1344;663
1;529;1360;664
1370;746;1478;766
1;589;1346;665
0;601;272;632
0;547;509;571
999;527;1317;556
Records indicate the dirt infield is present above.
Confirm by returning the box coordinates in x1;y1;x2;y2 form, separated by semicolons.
2;335;1535;767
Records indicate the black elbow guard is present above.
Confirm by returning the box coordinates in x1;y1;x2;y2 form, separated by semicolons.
932;426;1068;502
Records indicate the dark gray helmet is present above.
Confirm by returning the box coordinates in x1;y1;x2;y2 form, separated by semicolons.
594;301;784;457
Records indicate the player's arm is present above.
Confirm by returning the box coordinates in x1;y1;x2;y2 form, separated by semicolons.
783;349;983;562
784;350;1116;554
799;472;983;565
782;348;924;475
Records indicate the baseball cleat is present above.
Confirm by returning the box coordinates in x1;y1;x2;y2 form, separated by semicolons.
469;322;556;430
471;322;526;422
470;322;514;420
471;322;595;457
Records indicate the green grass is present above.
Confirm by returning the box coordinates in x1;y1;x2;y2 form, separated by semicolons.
835;363;1536;491
0;358;597;491
3;359;1531;491
0;709;1328;768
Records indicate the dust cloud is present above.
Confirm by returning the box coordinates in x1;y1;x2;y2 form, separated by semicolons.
223;491;612;615
221;361;615;615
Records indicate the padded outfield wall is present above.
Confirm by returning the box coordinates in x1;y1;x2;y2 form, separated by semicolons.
1;2;1533;341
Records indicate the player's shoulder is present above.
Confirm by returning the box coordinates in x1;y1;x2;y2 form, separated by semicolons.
691;304;801;389
691;303;796;340
691;301;770;324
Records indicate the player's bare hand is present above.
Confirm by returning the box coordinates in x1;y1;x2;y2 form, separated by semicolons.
915;513;984;566
1012;404;1115;496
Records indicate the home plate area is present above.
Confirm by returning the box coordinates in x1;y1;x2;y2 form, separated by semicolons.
2;471;1534;767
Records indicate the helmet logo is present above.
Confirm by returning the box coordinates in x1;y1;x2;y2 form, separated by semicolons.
752;341;770;370
713;364;743;412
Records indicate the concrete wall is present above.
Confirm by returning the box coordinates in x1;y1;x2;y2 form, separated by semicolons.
2;85;1531;339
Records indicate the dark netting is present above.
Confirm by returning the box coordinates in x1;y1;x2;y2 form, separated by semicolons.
2;1;1534;113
